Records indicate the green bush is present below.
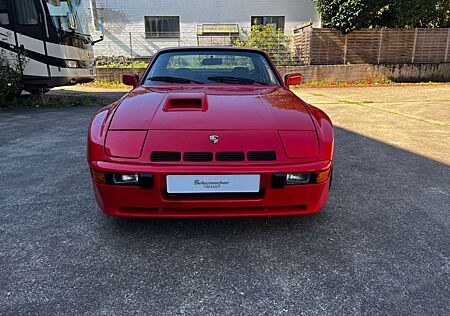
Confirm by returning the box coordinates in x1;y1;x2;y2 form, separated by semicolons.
0;51;24;103
234;23;292;64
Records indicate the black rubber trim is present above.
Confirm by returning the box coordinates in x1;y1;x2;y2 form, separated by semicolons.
272;173;286;188
139;174;154;189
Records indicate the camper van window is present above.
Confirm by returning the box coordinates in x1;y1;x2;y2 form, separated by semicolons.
0;0;9;25
15;0;39;25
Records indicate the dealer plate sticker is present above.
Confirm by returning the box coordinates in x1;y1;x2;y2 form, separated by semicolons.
166;175;260;194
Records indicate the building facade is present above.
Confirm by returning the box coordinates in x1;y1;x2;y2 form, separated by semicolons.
85;0;320;57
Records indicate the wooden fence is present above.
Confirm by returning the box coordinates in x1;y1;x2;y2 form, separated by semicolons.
293;27;450;65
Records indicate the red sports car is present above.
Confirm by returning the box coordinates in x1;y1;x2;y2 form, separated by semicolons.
88;47;334;218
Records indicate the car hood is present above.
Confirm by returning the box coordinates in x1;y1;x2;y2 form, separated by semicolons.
108;85;316;131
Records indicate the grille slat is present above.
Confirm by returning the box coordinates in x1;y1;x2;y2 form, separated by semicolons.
151;151;181;162
184;152;213;162
216;152;245;161
247;151;277;161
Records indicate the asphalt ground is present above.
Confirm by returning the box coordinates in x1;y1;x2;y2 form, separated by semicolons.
0;85;449;315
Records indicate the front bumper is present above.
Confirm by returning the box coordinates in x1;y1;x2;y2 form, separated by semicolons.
90;160;332;218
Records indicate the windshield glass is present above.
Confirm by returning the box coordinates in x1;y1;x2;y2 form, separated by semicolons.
144;50;280;86
46;0;90;36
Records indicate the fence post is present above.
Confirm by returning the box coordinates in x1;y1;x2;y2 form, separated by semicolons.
411;28;418;63
445;28;450;63
308;28;313;65
377;28;384;64
343;34;348;64
129;32;133;58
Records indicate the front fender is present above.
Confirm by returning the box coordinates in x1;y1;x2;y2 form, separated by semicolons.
304;103;334;162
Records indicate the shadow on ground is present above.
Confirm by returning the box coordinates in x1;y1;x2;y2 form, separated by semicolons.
0;105;448;315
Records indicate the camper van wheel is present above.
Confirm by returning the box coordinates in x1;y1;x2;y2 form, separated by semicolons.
26;88;50;95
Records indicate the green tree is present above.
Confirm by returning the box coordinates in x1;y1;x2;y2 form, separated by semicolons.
317;0;450;33
391;0;450;28
0;51;24;103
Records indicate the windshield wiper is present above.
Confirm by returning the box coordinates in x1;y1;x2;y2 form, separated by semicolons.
147;76;203;84
207;76;269;85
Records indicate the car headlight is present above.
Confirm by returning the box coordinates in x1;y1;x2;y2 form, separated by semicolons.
91;171;154;188
105;130;148;159
278;131;319;158
66;60;79;68
272;169;331;187
286;173;311;185
113;173;139;184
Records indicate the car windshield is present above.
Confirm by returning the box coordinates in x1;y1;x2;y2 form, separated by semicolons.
45;0;90;36
144;50;281;85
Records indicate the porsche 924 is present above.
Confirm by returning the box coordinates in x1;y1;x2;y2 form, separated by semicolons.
88;47;334;217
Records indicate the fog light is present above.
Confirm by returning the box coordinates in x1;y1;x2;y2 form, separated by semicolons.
113;173;139;184
286;173;311;185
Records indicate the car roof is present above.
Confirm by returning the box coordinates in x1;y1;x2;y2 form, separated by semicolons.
154;46;268;55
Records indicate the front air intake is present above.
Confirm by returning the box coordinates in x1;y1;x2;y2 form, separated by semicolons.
247;151;277;161
184;152;213;162
151;151;182;162
216;152;245;161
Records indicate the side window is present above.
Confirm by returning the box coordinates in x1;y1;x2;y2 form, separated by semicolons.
145;16;180;39
0;0;9;25
251;16;285;32
15;0;39;25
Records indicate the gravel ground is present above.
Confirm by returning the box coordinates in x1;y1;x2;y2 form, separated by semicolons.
0;85;449;315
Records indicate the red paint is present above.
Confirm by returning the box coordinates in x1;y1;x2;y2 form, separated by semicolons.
87;47;334;218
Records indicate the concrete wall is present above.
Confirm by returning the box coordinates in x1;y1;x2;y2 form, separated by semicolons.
278;63;450;83
96;63;450;83
84;0;319;57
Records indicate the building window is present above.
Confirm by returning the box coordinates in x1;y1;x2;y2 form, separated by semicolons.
15;0;39;25
251;16;285;32
145;16;180;39
0;0;9;25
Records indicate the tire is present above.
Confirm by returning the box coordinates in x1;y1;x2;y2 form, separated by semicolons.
26;88;50;95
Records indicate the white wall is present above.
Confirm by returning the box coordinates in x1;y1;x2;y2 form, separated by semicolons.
85;0;319;57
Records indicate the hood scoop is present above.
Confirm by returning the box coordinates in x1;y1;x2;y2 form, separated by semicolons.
163;93;208;112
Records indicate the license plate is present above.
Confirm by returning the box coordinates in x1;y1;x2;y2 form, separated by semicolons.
166;175;260;194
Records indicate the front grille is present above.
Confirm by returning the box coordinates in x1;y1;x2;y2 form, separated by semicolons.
248;151;277;161
150;150;277;162
184;152;213;162
151;151;181;162
216;152;245;161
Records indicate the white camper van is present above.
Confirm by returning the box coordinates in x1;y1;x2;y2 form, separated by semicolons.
0;0;102;94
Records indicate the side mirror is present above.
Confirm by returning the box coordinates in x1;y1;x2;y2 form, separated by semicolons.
67;12;76;31
123;74;139;87
285;73;302;87
92;21;105;45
